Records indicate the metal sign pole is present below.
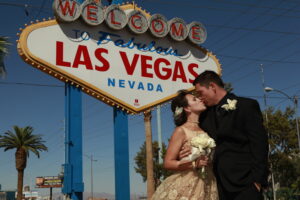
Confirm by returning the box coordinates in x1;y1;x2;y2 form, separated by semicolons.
109;1;130;200
61;1;85;199
113;109;130;200
156;106;163;164
63;84;84;200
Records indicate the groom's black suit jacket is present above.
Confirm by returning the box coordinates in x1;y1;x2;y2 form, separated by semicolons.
199;93;269;192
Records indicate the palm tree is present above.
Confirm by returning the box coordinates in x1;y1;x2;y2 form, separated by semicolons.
0;36;10;78
0;126;48;200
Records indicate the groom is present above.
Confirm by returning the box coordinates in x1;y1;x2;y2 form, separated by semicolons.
181;71;269;200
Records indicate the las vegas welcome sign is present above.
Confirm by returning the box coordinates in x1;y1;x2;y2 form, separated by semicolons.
17;0;221;114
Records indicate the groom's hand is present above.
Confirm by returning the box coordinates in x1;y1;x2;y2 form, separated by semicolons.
178;140;191;160
195;155;209;168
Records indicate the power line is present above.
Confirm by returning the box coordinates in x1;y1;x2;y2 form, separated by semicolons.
206;0;263;39
142;0;300;19
0;2;52;15
208;0;287;48
223;37;300;77
218;35;289;71
280;82;300;91
146;0;300;74
34;0;47;18
0;81;63;87
274;98;289;108
214;1;298;53
206;1;299;77
202;1;300;79
219;54;300;64
142;0;300;36
228;48;300;84
206;24;300;36
212;0;300;13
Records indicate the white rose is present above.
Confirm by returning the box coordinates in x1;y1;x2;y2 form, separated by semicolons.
191;134;213;149
181;146;202;161
207;138;216;148
191;134;208;146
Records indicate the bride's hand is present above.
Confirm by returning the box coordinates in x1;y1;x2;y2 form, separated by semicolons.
178;160;193;168
178;139;191;160
195;155;209;168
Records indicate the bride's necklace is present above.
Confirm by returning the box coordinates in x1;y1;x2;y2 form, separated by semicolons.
186;120;199;124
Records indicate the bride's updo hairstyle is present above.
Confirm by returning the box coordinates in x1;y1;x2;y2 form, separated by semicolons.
171;90;190;126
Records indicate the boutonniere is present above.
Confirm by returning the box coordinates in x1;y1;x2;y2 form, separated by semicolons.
221;99;237;111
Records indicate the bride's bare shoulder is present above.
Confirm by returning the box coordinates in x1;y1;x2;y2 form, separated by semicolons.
170;126;186;140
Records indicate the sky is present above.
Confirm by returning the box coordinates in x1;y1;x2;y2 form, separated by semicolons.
1;0;300;197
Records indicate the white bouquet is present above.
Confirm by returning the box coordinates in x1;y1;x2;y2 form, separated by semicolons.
182;133;216;178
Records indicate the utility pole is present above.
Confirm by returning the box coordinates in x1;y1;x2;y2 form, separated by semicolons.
85;154;97;200
156;105;163;164
293;96;300;151
91;155;97;200
260;64;276;200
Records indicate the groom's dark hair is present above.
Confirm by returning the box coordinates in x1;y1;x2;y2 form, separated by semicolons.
193;70;224;88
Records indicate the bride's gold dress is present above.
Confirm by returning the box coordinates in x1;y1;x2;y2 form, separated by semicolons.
151;127;219;200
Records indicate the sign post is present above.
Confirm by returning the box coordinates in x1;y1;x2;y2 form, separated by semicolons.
109;0;131;199
63;84;84;200
62;1;84;199
113;108;130;200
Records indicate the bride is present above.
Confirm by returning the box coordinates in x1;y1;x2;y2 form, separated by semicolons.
151;90;218;200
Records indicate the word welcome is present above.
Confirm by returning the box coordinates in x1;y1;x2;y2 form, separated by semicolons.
53;0;207;44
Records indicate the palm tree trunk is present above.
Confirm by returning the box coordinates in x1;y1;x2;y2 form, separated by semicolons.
144;110;155;199
15;148;26;200
17;169;24;200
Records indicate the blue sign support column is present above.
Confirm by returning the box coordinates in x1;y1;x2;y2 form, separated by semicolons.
63;84;84;200
62;0;84;199
109;1;129;199
113;109;130;200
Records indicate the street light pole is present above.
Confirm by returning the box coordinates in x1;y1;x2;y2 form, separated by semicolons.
264;87;300;151
85;154;97;200
293;96;300;151
91;155;97;200
260;64;276;200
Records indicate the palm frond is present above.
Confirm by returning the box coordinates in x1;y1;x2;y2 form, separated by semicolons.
0;36;10;78
0;126;48;158
0;37;10;54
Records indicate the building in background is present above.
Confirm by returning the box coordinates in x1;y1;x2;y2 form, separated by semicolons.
0;191;16;200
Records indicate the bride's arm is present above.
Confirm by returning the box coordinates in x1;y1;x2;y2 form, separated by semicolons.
164;127;194;171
